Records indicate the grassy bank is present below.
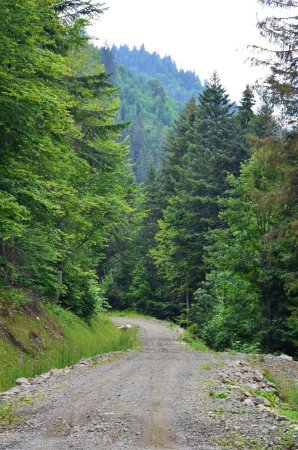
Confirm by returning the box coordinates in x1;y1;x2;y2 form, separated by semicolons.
0;294;138;392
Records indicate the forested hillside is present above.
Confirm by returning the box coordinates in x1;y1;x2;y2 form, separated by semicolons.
0;0;297;362
113;44;203;103
100;45;204;181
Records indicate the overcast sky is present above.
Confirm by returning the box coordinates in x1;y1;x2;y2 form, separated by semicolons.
89;0;273;103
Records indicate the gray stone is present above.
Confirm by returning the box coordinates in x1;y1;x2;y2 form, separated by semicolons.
50;368;63;376
243;398;255;407
254;396;271;407
256;404;269;411
278;354;293;361
7;386;21;395
39;373;50;380
15;377;29;385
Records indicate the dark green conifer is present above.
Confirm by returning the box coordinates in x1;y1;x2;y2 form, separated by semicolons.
238;85;255;129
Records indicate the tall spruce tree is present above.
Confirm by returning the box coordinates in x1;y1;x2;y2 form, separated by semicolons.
161;97;198;198
237;85;255;129
152;73;245;322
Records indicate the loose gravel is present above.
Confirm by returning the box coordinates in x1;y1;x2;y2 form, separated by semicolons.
0;318;297;449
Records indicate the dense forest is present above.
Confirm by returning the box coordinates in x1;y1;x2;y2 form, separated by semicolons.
100;45;204;181
0;0;297;358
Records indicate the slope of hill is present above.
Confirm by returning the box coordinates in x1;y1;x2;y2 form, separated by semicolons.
100;45;204;182
113;44;203;103
115;65;180;181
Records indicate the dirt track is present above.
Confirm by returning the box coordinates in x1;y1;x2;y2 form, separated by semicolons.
1;318;296;449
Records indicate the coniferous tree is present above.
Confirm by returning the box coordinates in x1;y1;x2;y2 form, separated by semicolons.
152;73;245;321
237;85;255;129
191;1;298;354
161;97;198;198
252;0;298;123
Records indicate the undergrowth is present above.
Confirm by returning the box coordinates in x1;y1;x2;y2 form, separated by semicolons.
180;329;210;351
106;309;156;320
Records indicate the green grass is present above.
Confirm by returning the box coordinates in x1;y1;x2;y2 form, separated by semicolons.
275;379;298;421
209;390;229;399
247;388;279;407
180;329;210;351
0;301;139;392
201;361;225;371
0;401;17;425
263;369;298;421
106;309;157;320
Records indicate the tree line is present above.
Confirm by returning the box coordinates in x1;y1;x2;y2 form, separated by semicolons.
105;0;297;356
0;0;296;356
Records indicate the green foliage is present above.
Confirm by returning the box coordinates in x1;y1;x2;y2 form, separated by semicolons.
100;45;204;183
253;0;298;123
272;376;298;421
114;64;179;182
209;390;229;399
180;329;210;351
152;73;246;320
249;388;279;406
0;401;16;425
194;134;298;354
0;3;133;318
0;287;29;315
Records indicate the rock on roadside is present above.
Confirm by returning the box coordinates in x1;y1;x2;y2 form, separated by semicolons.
0;351;130;403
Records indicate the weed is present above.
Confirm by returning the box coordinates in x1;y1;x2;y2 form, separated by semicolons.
209;390;229;399
20;395;32;404
180;330;210;351
277;427;298;449
214;438;230;447
0;401;16;425
262;371;298;421
215;432;263;450
202;363;212;370
263;368;275;383
211;407;225;420
201;361;225;371
248;388;279;407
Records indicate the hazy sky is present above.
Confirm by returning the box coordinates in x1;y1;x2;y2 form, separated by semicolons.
89;0;272;103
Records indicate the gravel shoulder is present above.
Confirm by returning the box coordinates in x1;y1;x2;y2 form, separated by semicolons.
0;318;297;449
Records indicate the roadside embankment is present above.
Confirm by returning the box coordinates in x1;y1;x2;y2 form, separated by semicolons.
0;289;138;392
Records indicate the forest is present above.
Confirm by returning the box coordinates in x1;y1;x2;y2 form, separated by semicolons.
0;0;297;357
100;44;204;181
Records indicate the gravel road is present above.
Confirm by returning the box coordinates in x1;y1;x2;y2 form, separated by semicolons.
1;318;296;450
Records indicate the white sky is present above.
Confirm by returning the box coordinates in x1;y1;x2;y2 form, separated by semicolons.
89;0;273;103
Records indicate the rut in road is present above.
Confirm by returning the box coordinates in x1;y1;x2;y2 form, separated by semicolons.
1;319;296;450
